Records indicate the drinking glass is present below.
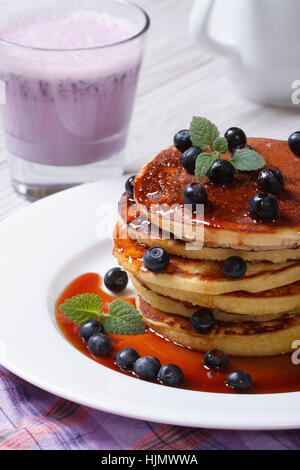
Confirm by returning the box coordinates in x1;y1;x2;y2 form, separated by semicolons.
0;0;150;199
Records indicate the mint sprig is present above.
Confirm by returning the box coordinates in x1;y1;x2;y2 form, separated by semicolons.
60;294;103;326
59;294;145;335
195;152;219;181
212;136;228;154
189;116;266;181
230;148;266;171
102;299;145;335
190;117;219;149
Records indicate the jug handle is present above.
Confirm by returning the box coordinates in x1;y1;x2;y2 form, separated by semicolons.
189;0;239;59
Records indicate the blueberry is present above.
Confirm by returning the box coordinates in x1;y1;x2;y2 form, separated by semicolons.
288;131;300;157
231;144;253;157
224;127;247;152
158;364;184;386
191;309;215;334
249;193;279;222
88;333;112;356
104;267;128;292
223;256;247;280
180;147;203;174
183;182;208;209
257;169;284;195
173;129;192;153
207;160;235;185
133;356;161;380
80;320;104;342
125;175;136;198
116;348;140;370
143;247;170;273
204;349;228;371
226;370;252;391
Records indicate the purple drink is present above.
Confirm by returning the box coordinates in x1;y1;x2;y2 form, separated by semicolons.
0;3;149;199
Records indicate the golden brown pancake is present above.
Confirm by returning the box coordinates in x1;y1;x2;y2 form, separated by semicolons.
134;275;300;315
136;295;300;357
133;139;300;250
114;220;300;295
120;194;300;263
131;275;300;321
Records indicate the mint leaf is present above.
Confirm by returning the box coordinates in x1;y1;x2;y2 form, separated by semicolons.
190;117;219;149
230;149;266;171
60;294;145;335
102;299;145;335
195;152;220;181
59;294;103;326
212;137;228;154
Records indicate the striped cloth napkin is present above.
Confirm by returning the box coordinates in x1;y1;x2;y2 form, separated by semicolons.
0;365;299;450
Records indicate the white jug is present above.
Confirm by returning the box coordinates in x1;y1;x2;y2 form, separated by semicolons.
189;0;300;107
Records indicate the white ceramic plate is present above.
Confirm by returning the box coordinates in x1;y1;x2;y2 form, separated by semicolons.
1;178;300;431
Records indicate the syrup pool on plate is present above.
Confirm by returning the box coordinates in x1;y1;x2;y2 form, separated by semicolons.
56;273;300;395
0;1;149;198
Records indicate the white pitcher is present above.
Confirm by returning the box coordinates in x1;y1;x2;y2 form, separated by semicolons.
189;0;300;107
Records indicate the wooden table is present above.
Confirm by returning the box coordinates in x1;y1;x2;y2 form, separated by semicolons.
0;0;299;220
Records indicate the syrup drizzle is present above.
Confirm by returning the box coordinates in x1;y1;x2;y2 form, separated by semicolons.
56;273;300;394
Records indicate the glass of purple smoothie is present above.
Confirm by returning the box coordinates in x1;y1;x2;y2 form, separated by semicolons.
0;0;149;200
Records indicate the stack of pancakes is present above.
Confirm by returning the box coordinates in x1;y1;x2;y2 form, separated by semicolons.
114;138;300;357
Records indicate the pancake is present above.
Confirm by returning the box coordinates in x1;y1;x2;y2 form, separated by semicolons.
135;275;300;315
131;275;300;321
120;194;300;263
114;220;300;295
133;138;300;250
136;295;300;357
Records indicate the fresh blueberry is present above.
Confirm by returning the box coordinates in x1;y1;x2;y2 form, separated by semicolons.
204;349;228;371
257;169;284;195
180;147;203;174
104;267;128;292
231;144;253;157
224;127;247;152
207;160;235;185
133;356;161;380
249;193;279;222
191;309;215;335
183;182;208;209
288;131;300;157
80;320;104;342
143;247;170;273
173;129;192;153
116;348;140;370
125;175;136;198
223;256;247;280
158;364;184;386
226;370;252;391
88;333;112;356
